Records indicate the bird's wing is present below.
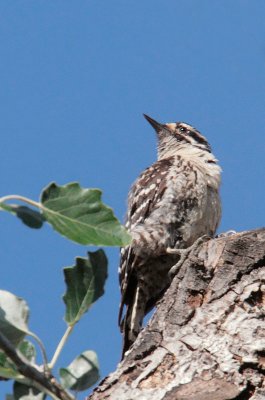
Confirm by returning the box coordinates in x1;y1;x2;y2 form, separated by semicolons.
118;156;174;327
126;157;174;229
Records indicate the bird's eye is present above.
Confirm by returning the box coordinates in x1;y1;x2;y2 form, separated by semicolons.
179;127;187;133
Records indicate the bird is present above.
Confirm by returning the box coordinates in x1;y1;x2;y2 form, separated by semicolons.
119;114;221;358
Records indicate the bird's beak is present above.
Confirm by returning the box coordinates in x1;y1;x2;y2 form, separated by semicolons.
143;114;164;131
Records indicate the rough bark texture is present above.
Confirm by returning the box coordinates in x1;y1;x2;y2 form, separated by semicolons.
88;229;265;400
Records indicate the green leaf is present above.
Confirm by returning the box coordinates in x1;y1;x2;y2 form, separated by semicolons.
13;382;45;400
63;250;107;325
59;350;99;391
40;182;131;246
0;202;15;213
12;206;44;229
17;340;36;364
0;291;30;347
0;204;44;229
0;351;21;380
0;340;36;382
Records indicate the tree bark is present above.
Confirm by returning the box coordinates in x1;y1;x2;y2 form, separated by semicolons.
88;229;265;400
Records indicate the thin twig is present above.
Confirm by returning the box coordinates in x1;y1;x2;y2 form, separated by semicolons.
28;331;49;371
0;195;41;209
49;325;74;369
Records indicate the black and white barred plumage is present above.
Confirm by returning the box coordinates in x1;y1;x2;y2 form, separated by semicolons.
119;115;221;357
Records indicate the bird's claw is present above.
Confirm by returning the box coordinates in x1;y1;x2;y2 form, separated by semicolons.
168;235;210;277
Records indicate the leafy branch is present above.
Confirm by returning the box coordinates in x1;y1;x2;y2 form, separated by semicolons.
0;331;72;400
0;182;130;400
0;182;131;246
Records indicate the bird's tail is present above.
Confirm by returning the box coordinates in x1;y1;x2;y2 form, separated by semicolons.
120;285;146;359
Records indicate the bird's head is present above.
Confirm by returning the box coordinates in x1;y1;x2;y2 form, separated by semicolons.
143;114;211;159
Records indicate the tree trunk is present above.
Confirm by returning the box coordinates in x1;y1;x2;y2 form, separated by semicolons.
88;229;265;400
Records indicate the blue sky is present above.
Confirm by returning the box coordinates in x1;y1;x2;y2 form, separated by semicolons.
0;1;265;398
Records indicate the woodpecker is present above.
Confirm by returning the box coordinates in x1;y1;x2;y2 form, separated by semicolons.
119;115;221;357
